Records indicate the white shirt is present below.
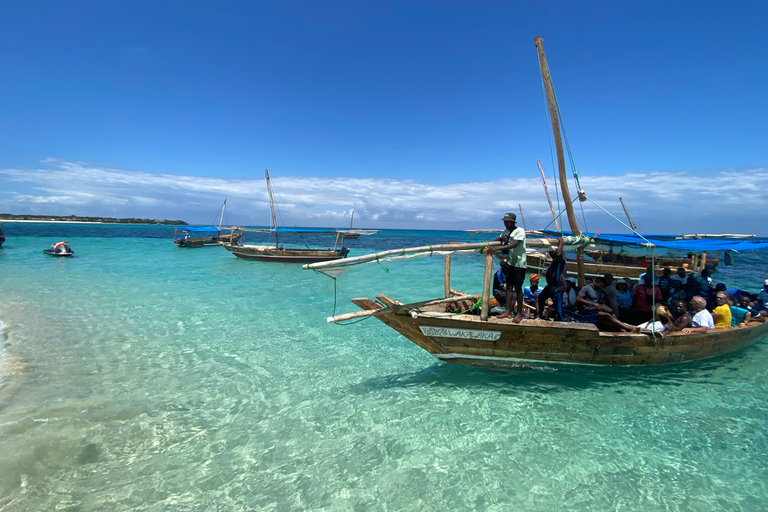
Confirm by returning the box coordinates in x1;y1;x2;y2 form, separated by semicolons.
692;309;715;329
637;320;665;333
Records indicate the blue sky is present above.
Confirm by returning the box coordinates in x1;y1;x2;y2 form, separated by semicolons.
1;1;766;234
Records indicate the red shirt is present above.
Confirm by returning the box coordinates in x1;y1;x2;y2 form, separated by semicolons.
633;285;662;312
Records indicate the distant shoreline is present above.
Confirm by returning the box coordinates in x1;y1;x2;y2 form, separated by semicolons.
1;219;182;225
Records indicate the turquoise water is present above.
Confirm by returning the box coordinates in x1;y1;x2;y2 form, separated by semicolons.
2;223;768;511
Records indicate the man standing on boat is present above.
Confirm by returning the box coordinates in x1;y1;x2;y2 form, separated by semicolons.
488;212;526;323
537;236;567;321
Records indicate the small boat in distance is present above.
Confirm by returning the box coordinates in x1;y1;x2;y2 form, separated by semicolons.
44;241;74;257
338;209;379;239
223;169;351;263
174;198;243;247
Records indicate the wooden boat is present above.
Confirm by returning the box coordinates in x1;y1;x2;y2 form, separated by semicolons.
307;239;768;368
43;241;74;257
223;169;351;263
174;226;242;247
303;36;768;368
338;210;380;239
174;199;243;247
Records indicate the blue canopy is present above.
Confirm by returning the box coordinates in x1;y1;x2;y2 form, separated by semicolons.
540;230;768;252
179;226;220;233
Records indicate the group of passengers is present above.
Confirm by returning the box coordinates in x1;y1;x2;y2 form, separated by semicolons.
486;213;767;334
491;242;767;336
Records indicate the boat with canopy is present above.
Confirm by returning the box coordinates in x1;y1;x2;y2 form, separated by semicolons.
173;198;243;247
223;169;351;263
302;36;768;368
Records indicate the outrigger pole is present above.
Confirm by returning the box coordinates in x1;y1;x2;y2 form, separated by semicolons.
534;35;586;286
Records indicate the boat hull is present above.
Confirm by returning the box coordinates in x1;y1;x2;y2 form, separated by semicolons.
174;232;243;248
223;244;349;262
367;306;768;367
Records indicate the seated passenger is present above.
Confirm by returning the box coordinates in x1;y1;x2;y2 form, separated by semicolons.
597;304;673;335
577;277;610;313
523;274;540;314
563;278;578;309
658;267;673;300
684;278;704;302
615;280;633;321
637;268;660;285
730;296;752;327
694;269;713;290
756;279;768;315
667;280;687;306
711;292;732;329
631;275;662;324
670;300;692;331
602;273;619;318
682;296;714;333
669;267;688;285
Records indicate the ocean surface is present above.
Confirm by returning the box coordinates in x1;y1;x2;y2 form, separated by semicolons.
2;222;768;511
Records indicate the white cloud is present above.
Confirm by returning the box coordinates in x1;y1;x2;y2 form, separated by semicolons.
0;160;766;235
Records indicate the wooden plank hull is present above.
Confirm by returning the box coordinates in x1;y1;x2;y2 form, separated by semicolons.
366;304;768;367
223;243;349;262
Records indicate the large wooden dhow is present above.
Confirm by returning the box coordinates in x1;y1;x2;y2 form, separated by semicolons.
304;241;768;368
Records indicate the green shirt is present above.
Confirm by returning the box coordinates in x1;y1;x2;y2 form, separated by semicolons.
503;227;527;268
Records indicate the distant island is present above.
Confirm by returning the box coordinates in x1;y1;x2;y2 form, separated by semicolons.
0;214;187;225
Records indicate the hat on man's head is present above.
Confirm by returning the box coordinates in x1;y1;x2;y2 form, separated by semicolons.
529;273;539;283
501;212;517;222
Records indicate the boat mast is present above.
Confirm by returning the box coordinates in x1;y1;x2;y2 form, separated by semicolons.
534;35;586;285
349;209;355;229
265;169;279;249
537;160;560;231
218;197;227;228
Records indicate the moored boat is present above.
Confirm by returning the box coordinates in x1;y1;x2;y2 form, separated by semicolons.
174;198;243;247
174;226;242;247
222;169;351;263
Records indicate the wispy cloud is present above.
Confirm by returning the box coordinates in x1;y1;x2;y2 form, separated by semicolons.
1;159;766;235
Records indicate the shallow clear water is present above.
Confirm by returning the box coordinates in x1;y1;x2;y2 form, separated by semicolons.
1;223;768;511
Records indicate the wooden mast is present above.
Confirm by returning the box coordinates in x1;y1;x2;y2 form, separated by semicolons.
619;197;637;232
534;35;585;285
537;159;560;231
265;169;279;249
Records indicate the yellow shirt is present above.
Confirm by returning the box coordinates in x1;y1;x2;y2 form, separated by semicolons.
712;304;732;329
